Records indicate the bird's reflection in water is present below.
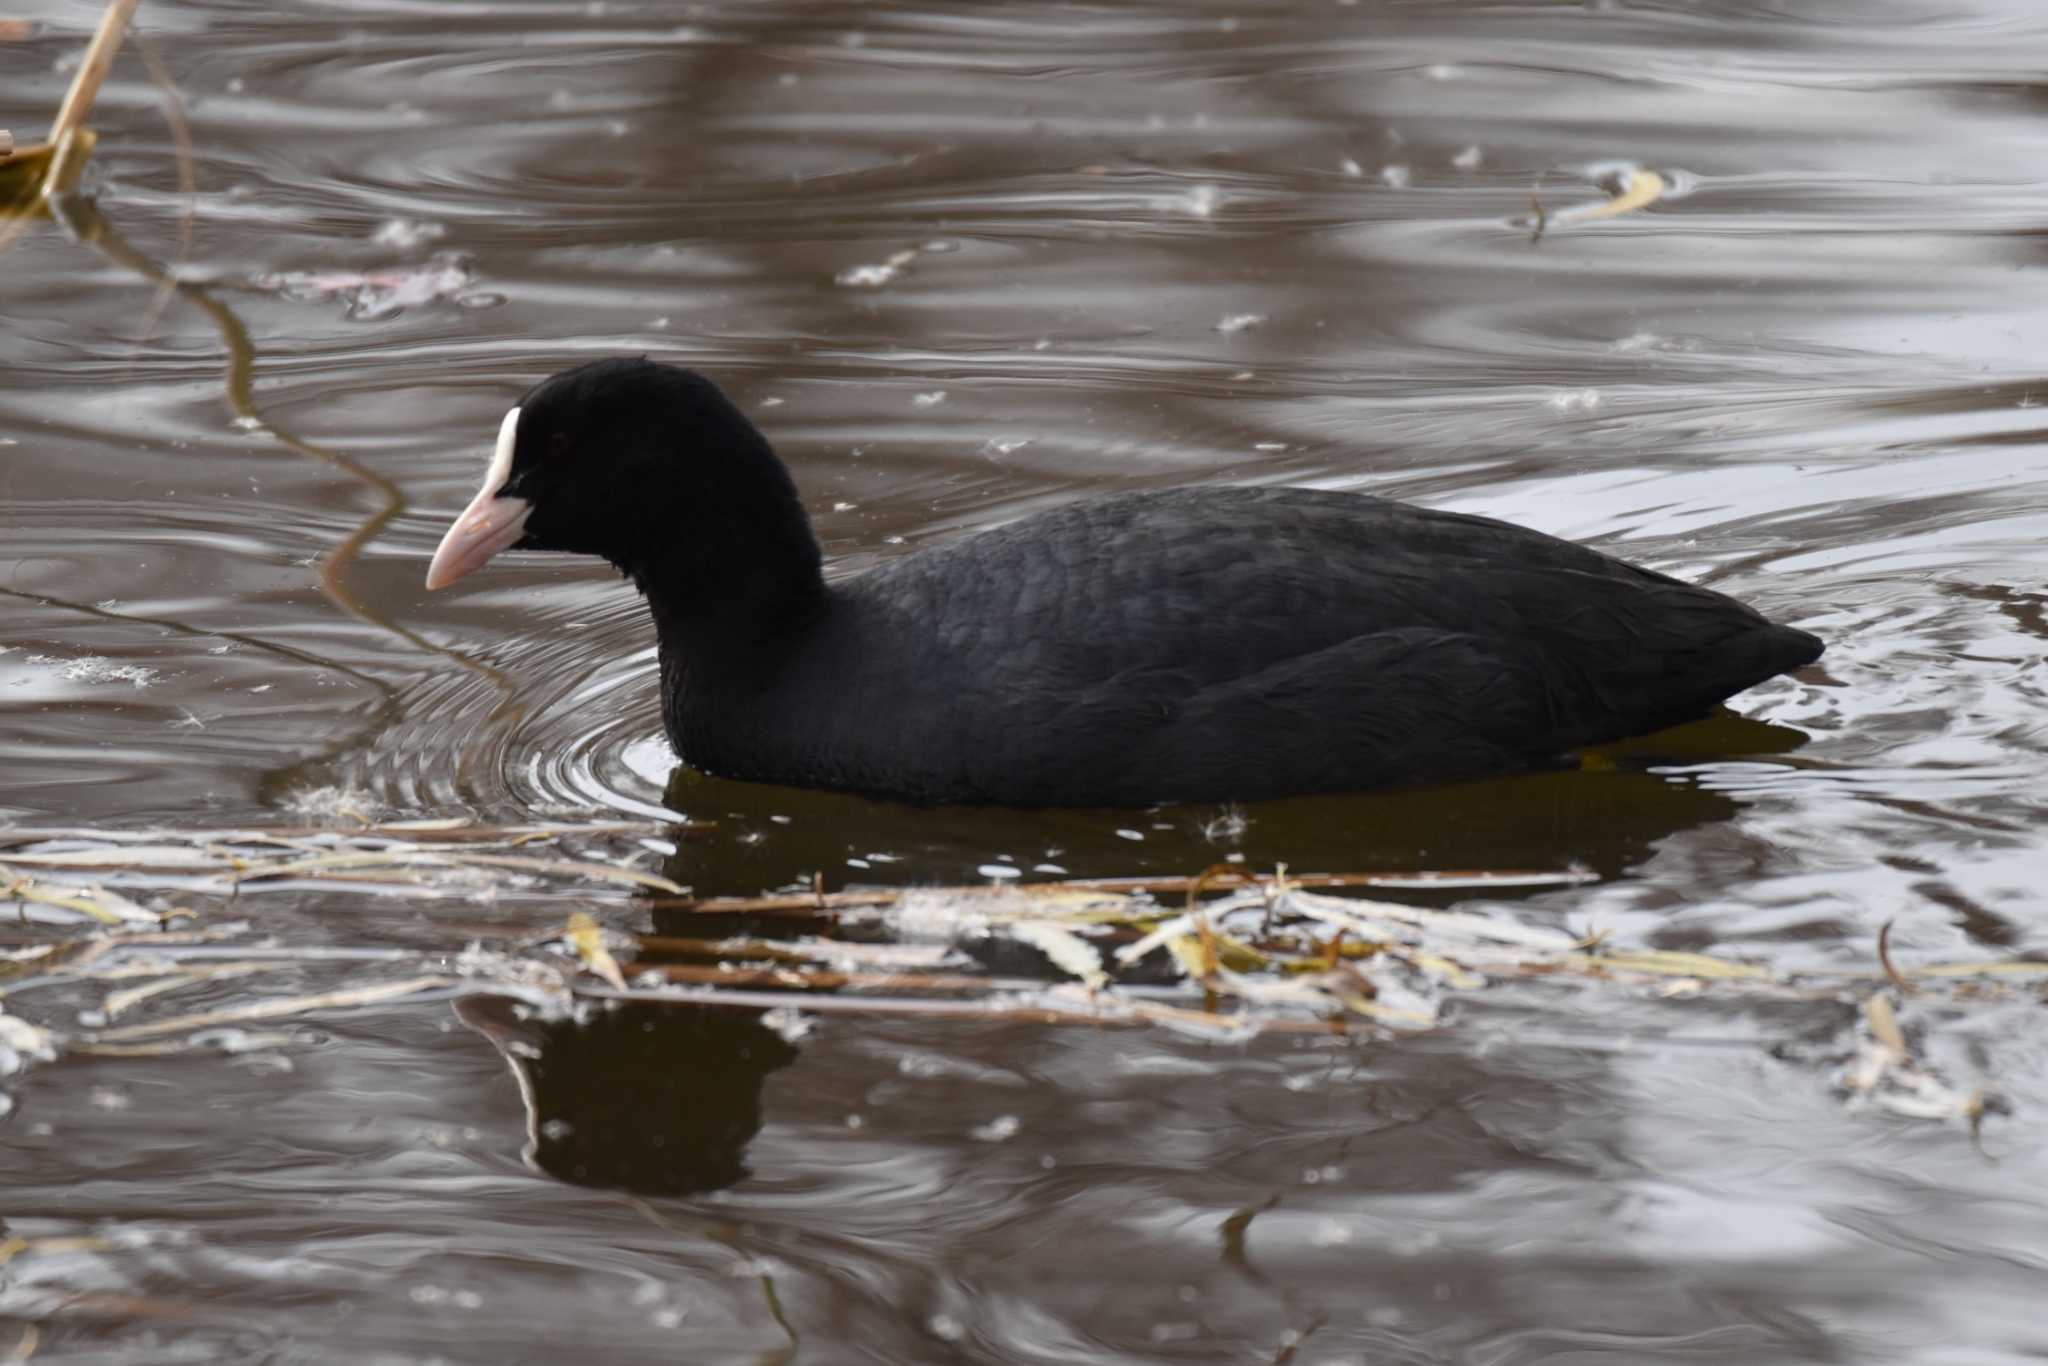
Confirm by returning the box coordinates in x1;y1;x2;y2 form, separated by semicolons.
464;713;1809;1197
657;711;1813;900
456;994;797;1195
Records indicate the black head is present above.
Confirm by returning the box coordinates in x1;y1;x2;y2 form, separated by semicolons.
425;358;820;603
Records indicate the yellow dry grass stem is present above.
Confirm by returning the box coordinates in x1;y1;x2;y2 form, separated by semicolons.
1;0;138;229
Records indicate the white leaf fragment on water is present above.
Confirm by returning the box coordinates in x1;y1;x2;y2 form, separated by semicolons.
371;217;446;249
1215;313;1265;334
1548;388;1602;414
0;1010;58;1076
1838;992;1983;1123
912;391;946;408
256;251;484;320
1006;920;1107;990
837;248;918;287
28;655;160;688
281;783;386;822
969;1114;1020;1142
760;1006;816;1043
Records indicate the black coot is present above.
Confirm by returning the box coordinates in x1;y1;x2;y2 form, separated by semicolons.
425;358;1822;806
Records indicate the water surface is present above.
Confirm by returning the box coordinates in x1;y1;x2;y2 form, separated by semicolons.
5;1;2048;1361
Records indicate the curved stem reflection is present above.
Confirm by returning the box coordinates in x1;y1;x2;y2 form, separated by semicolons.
50;193;520;804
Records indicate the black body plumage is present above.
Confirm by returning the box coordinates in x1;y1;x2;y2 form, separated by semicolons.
482;358;1822;807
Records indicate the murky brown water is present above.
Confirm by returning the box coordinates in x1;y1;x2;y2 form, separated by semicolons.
6;0;2048;1360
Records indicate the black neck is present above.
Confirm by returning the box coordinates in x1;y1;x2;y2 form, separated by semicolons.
630;466;827;669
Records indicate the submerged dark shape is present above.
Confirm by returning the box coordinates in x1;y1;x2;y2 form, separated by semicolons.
425;358;1823;806
457;995;796;1196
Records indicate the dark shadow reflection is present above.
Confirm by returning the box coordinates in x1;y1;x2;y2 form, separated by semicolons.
658;711;1811;900
466;713;1806;1199
456;994;798;1195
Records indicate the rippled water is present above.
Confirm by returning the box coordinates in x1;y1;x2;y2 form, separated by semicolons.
6;0;2048;1360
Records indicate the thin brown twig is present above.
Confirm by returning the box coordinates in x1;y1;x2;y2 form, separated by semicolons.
48;0;143;148
52;199;524;802
1877;919;1914;995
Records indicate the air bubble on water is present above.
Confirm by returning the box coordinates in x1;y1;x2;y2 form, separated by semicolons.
929;1314;966;1342
912;391;946;408
1452;144;1483;170
976;864;1021;881
231;415;265;431
1341;158;1363;176
1547;388;1603;414
1380;164;1411;189
1216;313;1265;334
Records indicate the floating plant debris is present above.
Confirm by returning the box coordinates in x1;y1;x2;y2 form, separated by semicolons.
1517;163;1672;242
0;823;2032;1123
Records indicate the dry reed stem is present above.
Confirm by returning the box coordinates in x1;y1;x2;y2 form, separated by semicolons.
49;0;142;148
648;867;1587;917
